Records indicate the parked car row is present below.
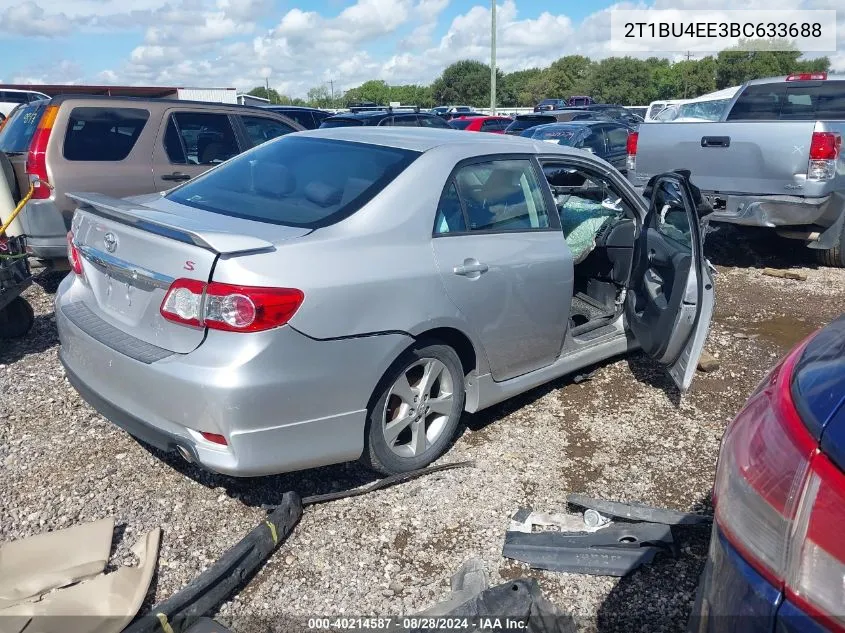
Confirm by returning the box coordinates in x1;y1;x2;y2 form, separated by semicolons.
628;72;845;267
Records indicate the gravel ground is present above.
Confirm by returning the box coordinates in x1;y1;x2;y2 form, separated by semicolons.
1;226;843;632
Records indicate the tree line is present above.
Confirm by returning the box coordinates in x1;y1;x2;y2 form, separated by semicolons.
249;44;830;109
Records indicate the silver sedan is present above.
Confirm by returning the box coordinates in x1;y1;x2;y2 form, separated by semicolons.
56;127;714;476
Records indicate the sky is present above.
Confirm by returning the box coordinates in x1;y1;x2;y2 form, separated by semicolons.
0;0;842;98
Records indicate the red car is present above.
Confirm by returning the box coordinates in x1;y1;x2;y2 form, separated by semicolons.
447;116;512;134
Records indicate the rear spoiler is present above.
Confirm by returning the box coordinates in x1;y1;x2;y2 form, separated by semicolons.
67;193;275;255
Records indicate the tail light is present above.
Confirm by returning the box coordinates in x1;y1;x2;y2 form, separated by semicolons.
807;132;840;181
786;72;827;81
714;333;845;630
67;231;83;276
25;104;58;200
626;131;638;171
160;279;304;332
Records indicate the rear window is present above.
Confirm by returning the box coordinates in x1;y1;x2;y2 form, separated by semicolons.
0;102;44;153
727;81;845;120
166;136;419;228
508;115;555;132
0;91;30;104
276;109;314;129
449;119;473;130
532;126;580;144
320;118;364;128
63;107;150;161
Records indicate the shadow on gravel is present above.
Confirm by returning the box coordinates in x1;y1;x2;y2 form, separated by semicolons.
462;354;627;435
32;269;68;294
625;351;682;407
0;313;59;364
705;225;818;270
136;440;382;509
595;494;713;633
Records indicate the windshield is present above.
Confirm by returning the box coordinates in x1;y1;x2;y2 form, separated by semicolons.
166;136;419;229
530;125;581;144
0;101;45;153
507;116;555;133
678;98;732;121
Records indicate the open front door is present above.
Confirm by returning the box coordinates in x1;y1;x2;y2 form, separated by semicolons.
625;172;715;391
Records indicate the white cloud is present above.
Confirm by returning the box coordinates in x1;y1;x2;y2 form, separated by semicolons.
1;0;841;95
0;1;72;36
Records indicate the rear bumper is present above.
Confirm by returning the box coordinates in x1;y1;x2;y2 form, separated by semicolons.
703;192;843;231
18;198;69;259
55;274;414;477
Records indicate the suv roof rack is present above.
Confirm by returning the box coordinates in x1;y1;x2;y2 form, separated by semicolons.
386;105;420;113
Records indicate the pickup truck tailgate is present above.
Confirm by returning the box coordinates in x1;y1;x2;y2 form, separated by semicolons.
634;121;819;195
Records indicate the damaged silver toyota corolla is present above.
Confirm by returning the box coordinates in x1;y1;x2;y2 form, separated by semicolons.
55;127;715;477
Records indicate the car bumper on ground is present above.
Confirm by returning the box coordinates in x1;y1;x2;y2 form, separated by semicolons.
55;274;414;477
689;525;828;633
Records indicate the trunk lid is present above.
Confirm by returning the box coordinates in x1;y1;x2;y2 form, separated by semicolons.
633;121;821;195
69;193;310;353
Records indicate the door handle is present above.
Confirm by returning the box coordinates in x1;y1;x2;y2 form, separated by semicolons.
453;261;489;276
161;172;191;182
701;136;730;148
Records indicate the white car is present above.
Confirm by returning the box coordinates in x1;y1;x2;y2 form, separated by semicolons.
0;89;49;118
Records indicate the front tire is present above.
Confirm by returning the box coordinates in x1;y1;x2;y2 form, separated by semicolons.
362;342;465;475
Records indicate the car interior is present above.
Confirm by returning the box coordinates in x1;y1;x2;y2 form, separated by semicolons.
541;162;637;336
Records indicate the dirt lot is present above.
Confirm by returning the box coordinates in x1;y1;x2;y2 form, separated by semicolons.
1;226;843;632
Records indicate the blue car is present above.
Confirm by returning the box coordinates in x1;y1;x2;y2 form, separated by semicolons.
691;314;845;632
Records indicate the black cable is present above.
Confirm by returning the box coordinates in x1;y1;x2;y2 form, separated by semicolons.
300;460;475;506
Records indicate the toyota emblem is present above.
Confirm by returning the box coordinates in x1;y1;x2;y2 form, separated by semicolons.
103;232;118;253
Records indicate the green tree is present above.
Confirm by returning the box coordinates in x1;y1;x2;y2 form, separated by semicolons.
715;41;829;88
247;86;285;104
430;60;501;106
498;68;543;106
587;57;657;105
544;55;593;98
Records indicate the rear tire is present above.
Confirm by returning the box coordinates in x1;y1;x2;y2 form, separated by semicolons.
0;297;35;339
362;342;465;475
815;219;845;268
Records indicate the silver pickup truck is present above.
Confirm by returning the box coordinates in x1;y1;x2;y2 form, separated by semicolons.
627;73;845;266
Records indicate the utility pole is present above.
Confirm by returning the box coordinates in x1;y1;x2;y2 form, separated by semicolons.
683;51;694;98
265;77;272;103
490;0;496;114
327;79;335;103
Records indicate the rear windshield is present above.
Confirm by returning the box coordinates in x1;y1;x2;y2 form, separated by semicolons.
531;126;581;144
570;97;591;106
320;118;364;128
449;119;473;130
507;115;555;132
0;102;45;153
727;81;845;120
63;107;150;161
166;136;419;228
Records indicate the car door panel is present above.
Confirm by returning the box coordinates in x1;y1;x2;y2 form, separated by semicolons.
432;233;572;381
624;172;715;390
430;157;572;382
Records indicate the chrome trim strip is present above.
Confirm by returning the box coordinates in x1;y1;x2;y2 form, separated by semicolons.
77;244;174;290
